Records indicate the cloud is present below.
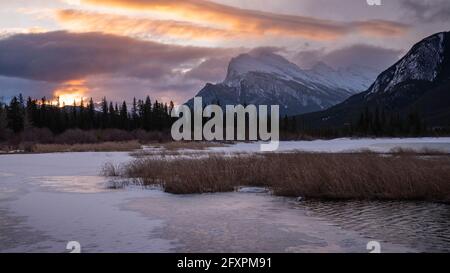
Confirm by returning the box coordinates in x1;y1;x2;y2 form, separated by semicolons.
184;47;285;83
0;31;246;104
80;0;409;40
0;76;57;101
0;31;239;83
86;75;204;104
247;46;285;56
356;20;409;37
293;44;403;71
56;9;235;41
400;0;450;23
184;57;231;82
0;27;48;39
292;49;325;69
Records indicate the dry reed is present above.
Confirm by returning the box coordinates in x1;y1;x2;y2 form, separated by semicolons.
30;141;141;153
115;152;450;202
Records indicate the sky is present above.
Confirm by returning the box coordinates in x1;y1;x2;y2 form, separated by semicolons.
0;0;449;105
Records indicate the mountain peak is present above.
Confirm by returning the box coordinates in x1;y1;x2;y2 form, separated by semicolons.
367;31;449;95
298;31;450;129
189;49;376;116
225;51;302;82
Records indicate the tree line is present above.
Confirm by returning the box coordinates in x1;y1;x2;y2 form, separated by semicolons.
353;107;425;136
0;94;174;138
0;94;439;142
282;106;430;139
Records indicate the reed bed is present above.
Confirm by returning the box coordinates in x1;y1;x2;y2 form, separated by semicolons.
107;152;450;202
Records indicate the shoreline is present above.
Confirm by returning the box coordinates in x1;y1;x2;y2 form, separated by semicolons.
2;137;450;154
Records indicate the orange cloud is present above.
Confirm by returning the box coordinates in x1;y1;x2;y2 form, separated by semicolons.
56;9;236;41
80;0;409;40
356;20;410;37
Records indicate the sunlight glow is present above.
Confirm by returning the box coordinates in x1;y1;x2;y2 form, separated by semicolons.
53;79;89;107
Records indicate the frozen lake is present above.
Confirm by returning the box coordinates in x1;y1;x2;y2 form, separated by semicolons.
1;138;450;253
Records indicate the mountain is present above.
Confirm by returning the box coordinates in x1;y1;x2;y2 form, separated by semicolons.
299;31;450;129
187;51;376;116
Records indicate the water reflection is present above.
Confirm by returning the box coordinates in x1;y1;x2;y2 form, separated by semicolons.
299;200;450;252
125;192;413;253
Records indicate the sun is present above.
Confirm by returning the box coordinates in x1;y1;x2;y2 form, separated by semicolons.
53;80;89;106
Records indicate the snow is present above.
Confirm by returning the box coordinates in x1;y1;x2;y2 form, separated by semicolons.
226;52;309;85
368;32;446;95
208;138;450;154
225;52;374;93
193;51;376;116
306;63;376;92
236;186;269;193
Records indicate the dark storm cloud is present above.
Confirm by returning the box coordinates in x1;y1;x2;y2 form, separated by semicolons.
400;0;450;23
0;31;237;83
293;44;403;71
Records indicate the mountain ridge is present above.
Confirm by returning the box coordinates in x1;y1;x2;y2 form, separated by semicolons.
297;31;450;129
187;51;376;116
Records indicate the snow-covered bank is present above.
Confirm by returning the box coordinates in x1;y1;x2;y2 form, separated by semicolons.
208;138;450;154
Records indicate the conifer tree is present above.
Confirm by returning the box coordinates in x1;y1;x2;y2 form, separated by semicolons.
119;101;128;130
101;97;108;128
0;103;7;140
7;96;24;133
87;98;95;129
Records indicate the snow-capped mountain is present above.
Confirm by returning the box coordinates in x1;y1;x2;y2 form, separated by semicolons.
300;31;450;128
307;62;377;93
366;32;447;96
187;51;376;116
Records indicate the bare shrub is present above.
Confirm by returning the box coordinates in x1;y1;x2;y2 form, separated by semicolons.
96;129;134;142
101;162;123;177
132;129;172;143
55;129;97;144
19;141;36;153
157;141;227;151
32;141;141;153
22;127;54;143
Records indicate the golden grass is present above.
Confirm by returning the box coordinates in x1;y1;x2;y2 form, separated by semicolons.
154;141;229;151
115;152;450;202
29;141;142;153
0;140;226;154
